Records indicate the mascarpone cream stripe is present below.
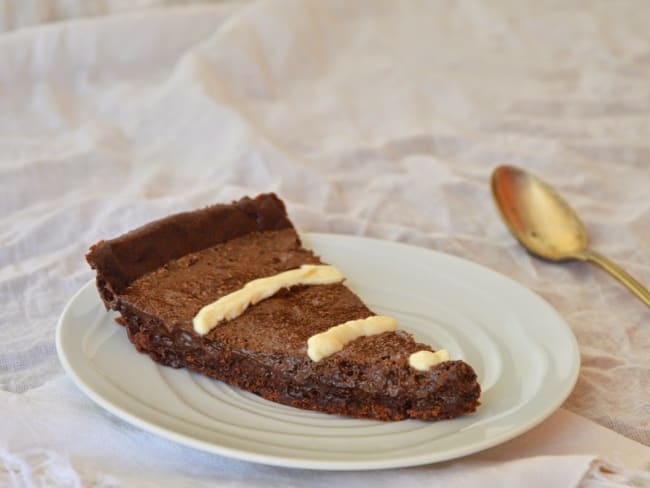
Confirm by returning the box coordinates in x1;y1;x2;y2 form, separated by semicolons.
193;264;344;335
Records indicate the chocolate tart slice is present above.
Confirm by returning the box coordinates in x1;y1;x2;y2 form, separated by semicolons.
86;194;480;421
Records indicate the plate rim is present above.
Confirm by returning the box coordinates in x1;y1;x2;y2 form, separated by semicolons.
56;232;580;470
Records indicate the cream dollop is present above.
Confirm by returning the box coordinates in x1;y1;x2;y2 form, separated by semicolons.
193;264;344;335
408;349;450;371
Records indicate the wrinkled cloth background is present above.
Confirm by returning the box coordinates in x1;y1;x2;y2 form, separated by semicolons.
1;0;649;485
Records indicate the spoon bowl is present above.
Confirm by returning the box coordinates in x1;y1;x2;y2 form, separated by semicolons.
491;165;649;307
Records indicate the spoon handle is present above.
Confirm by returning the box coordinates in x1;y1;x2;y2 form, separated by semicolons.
579;250;650;308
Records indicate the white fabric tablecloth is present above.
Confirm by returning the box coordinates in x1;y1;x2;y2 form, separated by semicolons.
1;1;649;486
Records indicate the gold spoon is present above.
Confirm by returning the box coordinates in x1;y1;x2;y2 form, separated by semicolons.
491;165;650;308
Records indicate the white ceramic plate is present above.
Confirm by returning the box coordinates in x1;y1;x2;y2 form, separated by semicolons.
56;233;579;470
